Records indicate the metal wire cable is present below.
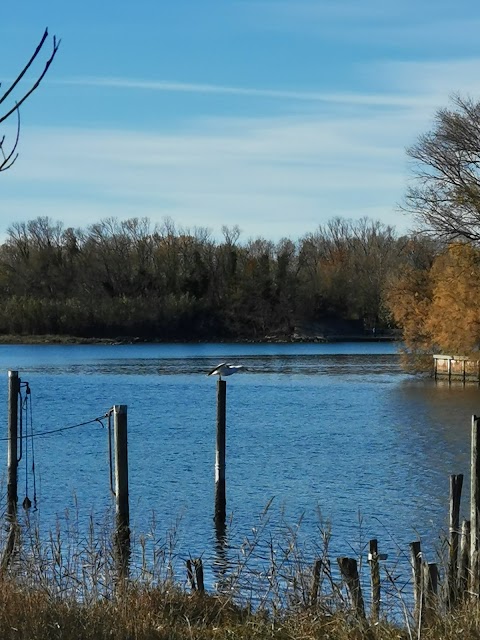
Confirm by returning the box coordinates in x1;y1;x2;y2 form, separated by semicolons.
0;414;109;441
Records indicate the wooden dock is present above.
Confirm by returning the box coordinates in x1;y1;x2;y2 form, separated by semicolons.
433;354;480;382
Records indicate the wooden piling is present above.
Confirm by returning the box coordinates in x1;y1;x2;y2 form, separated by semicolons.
368;539;381;622
447;473;463;608
113;404;130;580
422;562;439;624
470;415;480;596
1;371;20;572
186;559;196;591
459;520;471;598
193;558;205;592
310;558;322;606
214;380;227;524
337;556;365;620
6;371;19;523
410;541;422;623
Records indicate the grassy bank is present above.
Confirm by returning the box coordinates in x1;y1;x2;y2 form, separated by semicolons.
3;575;480;640
0;508;477;640
0;579;392;640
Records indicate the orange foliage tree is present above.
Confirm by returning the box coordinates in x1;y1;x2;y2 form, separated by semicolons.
387;243;480;358
426;243;480;354
386;264;433;354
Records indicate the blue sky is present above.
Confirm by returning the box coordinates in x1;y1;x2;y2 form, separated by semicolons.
1;0;479;241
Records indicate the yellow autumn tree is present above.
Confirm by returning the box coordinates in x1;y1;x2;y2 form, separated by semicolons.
386;265;433;354
426;243;480;355
387;242;480;360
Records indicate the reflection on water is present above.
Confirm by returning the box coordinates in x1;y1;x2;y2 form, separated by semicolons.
0;342;477;595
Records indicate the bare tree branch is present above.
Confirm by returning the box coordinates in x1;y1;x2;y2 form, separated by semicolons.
0;28;60;172
0;107;20;171
404;95;480;244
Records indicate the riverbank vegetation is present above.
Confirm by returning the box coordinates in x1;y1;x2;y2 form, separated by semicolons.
5;578;480;640
0;214;437;343
1;510;480;640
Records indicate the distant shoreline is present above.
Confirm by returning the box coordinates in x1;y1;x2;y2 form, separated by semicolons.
0;333;399;346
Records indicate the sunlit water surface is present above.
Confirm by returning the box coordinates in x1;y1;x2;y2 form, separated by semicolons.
0;342;477;597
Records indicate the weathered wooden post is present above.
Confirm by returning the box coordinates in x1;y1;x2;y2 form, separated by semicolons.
214;379;227;524
1;370;20;571
6;371;19;522
470;415;480;596
337;556;365;620
186;559;196;591
447;473;463;608
368;539;381;622
186;558;204;593
310;558;322;607
193;558;205;592
410;541;423;623
459;519;471;598
422;562;439;625
113;404;130;580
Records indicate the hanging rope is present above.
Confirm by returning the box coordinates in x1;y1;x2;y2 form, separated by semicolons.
20;382;32;510
28;384;37;510
17;384;23;463
108;410;115;496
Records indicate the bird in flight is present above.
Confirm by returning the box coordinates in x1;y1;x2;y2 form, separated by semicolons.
207;362;244;380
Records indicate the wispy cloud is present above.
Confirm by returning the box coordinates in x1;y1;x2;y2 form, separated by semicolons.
0;106;414;240
7;57;480;240
56;76;439;109
371;59;480;97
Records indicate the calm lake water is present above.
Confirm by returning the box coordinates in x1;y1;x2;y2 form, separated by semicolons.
0;341;477;590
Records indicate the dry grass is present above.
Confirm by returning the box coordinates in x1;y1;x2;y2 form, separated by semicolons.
0;580;409;640
0;509;479;640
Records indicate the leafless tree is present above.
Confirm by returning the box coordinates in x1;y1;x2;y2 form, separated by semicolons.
405;95;480;244
0;28;60;172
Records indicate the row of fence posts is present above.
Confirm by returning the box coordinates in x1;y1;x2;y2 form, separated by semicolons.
332;414;480;629
0;370;131;582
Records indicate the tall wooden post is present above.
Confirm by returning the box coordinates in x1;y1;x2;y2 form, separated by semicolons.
459;520;471;599
470;415;480;596
337;556;366;620
410;541;423;623
1;371;20;571
215;380;227;524
368;539;381;622
423;562;439;625
310;558;322;606
6;371;19;523
447;473;463;608
113;404;130;580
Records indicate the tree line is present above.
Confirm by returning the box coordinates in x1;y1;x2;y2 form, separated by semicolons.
0;215;436;341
